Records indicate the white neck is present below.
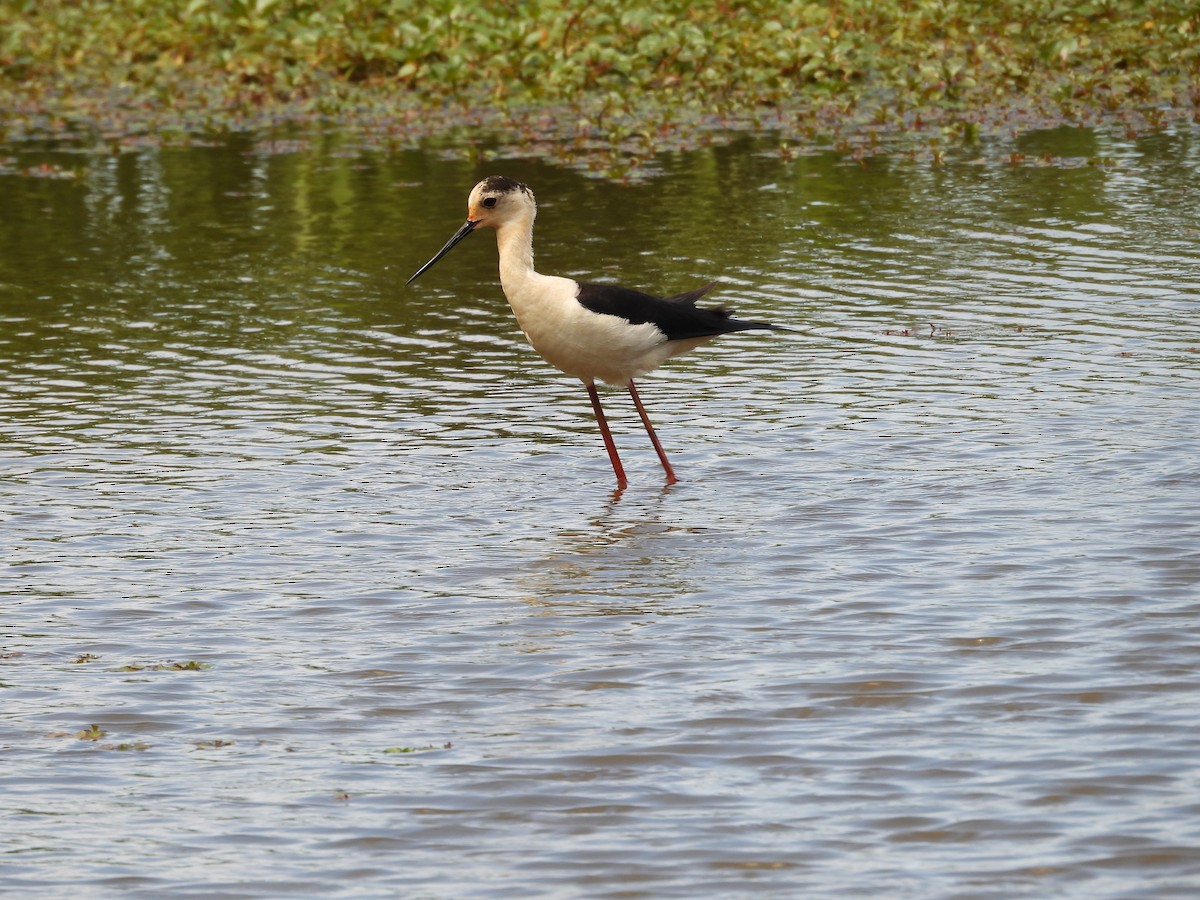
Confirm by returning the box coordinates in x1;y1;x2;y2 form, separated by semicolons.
495;210;537;294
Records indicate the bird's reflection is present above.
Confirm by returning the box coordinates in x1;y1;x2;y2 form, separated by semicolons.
515;481;705;616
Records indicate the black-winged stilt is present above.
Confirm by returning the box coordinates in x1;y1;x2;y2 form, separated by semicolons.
407;176;787;488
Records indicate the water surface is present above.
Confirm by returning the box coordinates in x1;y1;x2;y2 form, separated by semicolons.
2;127;1199;897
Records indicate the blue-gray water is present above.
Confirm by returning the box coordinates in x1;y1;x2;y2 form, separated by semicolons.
2;127;1199;897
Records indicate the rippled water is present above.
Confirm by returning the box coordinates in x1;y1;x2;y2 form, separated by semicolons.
3;127;1199;897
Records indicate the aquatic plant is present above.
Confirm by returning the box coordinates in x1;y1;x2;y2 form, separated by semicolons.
117;660;211;671
1;0;1196;175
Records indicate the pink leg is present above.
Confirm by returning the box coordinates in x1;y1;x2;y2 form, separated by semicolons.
628;381;678;484
586;381;628;489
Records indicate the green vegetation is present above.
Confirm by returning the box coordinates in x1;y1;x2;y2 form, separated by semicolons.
73;724;107;741
118;660;211;671
2;0;1197;174
382;742;451;754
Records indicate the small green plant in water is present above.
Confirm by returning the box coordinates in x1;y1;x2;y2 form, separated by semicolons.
383;742;452;754
118;660;210;672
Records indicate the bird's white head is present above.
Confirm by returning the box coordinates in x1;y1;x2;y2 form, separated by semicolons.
407;175;535;285
466;176;536;231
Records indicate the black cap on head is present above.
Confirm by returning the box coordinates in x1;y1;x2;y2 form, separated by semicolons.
480;175;530;195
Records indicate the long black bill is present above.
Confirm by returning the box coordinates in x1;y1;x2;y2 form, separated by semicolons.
406;219;477;285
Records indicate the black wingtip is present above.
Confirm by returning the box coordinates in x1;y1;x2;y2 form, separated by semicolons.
727;319;796;334
664;281;720;306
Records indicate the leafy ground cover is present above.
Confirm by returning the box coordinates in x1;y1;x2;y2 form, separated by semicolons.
1;0;1197;176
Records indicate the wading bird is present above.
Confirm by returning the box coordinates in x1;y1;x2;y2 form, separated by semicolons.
407;176;787;489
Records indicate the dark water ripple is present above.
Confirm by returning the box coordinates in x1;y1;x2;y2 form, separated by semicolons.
3;129;1200;896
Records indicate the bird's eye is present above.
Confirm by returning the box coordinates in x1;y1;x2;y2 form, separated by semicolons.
483;197;497;208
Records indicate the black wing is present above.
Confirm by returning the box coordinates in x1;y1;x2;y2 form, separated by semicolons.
576;281;785;341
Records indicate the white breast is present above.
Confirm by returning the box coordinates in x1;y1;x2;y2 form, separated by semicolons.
500;273;672;386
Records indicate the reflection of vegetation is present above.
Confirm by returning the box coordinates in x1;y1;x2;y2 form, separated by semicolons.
1;1;1195;175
